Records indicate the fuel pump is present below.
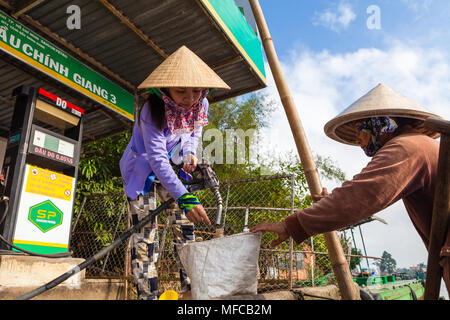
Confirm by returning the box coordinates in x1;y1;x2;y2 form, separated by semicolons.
0;87;224;299
0;85;84;255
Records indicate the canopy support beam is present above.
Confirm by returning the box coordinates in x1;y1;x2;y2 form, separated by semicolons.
11;0;44;18
97;0;168;59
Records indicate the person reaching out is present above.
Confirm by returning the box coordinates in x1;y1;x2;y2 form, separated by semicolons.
251;83;449;292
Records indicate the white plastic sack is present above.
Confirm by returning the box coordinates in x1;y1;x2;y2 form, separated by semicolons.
179;232;262;300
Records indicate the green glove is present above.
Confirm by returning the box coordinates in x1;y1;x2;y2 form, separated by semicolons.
177;193;201;213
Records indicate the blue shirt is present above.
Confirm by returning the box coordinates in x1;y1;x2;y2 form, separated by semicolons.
120;99;207;200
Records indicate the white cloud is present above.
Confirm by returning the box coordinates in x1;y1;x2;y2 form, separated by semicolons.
258;41;450;283
401;0;433;12
400;0;434;21
312;1;356;32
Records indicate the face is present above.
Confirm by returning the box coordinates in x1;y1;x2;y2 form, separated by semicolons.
352;120;371;149
167;87;203;109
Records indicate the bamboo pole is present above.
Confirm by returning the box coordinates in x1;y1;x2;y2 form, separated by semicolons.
289;175;295;290
424;118;450;300
124;200;131;300
249;0;359;300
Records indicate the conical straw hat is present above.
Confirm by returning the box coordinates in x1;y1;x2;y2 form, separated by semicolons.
138;46;230;90
324;83;442;145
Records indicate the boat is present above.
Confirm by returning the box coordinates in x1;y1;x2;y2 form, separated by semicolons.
345;218;426;300
354;273;425;300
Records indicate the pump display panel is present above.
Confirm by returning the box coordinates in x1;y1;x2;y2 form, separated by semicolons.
29;125;78;167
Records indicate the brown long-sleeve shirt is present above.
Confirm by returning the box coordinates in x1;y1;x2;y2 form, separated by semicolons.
285;128;450;289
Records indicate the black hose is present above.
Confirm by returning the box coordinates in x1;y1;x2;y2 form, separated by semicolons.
0;234;72;258
15;198;174;300
0;196;8;226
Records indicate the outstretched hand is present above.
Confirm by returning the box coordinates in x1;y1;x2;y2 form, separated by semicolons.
250;222;289;247
186;204;211;226
311;187;329;202
250;188;329;248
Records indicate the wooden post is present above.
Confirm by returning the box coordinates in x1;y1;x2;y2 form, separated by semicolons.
249;0;359;300
424;118;450;300
124;199;131;300
289;175;295;290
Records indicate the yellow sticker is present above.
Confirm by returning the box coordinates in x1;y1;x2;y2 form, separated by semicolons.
25;166;74;201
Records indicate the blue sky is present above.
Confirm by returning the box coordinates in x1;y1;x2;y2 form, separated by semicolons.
259;0;450;58
249;0;449;295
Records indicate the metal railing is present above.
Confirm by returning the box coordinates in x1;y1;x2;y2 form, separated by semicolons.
70;174;380;298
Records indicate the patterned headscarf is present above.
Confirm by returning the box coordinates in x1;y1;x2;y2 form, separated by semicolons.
358;117;398;157
160;89;209;135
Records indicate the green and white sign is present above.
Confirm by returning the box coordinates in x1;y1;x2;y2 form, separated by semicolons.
0;10;134;120
28;200;64;233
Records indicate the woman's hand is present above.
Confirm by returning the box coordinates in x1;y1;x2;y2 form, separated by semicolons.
183;154;198;173
311;187;329;202
186;204;211;226
177;193;210;225
250;222;290;247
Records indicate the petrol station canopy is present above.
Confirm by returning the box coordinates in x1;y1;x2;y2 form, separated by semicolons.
0;0;266;144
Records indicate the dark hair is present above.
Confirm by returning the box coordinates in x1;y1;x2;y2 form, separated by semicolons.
138;91;166;131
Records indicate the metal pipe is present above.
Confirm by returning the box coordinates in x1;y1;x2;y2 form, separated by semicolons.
124;200;131;300
223;184;230;225
220;174;292;185
213;186;224;238
350;227;362;273
213;186;223;227
214;184;228;238
259;248;383;260
358;225;371;271
205;206;292;212
243;207;249;232
311;237;315;287
289;174;294;290
71;196;87;233
102;203;126;273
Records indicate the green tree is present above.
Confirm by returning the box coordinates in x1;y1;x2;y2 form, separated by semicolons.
74;131;130;210
376;251;397;275
350;248;363;272
208;93;275;132
203;93;276;180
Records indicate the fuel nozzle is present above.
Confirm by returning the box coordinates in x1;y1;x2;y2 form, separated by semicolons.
176;161;224;237
196;163;223;236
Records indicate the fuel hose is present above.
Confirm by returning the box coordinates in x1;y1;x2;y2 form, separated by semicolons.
15;198;174;300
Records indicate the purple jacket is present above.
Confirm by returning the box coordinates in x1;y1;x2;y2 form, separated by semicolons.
120;99;207;200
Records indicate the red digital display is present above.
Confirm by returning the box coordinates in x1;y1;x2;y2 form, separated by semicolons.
38;88;84;116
